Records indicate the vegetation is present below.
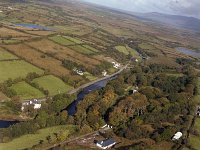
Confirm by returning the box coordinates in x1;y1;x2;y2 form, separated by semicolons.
0;125;76;150
49;35;75;45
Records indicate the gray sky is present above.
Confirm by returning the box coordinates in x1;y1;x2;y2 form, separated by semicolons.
82;0;200;18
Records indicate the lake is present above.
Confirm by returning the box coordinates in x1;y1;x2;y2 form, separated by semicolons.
15;23;52;30
176;47;200;57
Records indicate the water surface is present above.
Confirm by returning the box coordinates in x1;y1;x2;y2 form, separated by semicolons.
176;47;200;57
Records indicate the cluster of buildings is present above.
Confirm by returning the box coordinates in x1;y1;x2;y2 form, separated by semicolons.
21;99;41;111
112;62;121;69
73;68;84;76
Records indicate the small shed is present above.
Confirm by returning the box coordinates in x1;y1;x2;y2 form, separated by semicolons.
96;138;116;149
172;132;182;141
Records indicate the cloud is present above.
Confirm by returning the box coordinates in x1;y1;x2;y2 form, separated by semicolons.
83;0;200;18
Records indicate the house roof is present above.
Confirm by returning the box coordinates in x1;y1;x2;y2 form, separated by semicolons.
97;138;116;147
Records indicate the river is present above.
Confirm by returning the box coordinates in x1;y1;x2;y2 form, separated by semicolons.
0;120;19;128
0;76;115;128
176;47;200;57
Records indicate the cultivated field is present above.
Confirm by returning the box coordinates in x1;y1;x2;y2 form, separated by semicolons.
0;48;18;60
0;60;44;83
10;81;45;100
32;75;73;96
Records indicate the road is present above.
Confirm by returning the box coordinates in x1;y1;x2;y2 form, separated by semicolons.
67;64;128;95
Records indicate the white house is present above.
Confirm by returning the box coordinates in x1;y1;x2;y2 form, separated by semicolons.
0;10;3;13
172;132;183;141
96;138;116;149
102;70;107;77
8;7;13;10
112;62;120;69
34;103;42;109
73;68;84;76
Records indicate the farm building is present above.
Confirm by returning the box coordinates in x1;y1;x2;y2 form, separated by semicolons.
21;99;41;111
112;62;120;69
172;132;183;141
96;138;116;149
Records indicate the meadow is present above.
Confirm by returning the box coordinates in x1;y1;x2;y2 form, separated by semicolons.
32;75;73;96
0;125;77;150
10;81;45;100
189;118;200;149
0;60;44;83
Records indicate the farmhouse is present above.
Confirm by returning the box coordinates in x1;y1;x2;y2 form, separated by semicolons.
102;70;107;77
112;62;120;69
172;132;183;141
96;138;116;149
196;107;200;116
21;99;41;111
73;68;83;76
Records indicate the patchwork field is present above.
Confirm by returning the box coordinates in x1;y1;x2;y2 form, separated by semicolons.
0;27;29;37
0;125;77;150
10;81;45;100
83;72;97;81
0;60;44;83
4;44;70;77
27;39;100;67
32;75;73;96
69;45;97;55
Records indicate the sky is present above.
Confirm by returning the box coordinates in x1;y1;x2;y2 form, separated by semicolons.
82;0;200;18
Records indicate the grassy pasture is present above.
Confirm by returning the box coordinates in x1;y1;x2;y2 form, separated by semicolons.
83;45;99;52
32;75;73;96
64;36;83;44
0;125;76;150
0;60;44;83
115;45;129;55
0;48;18;60
115;45;141;59
10;81;45;100
69;45;96;55
49;35;75;45
84;72;97;81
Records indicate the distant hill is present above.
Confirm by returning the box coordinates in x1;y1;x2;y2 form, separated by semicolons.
134;12;200;32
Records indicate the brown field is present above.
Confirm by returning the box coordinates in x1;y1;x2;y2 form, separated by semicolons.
24;30;55;36
0;27;30;37
0;92;9;102
146;56;180;67
4;44;70;77
27;39;101;67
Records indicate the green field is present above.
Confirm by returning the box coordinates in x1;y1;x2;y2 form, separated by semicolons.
49;35;75;45
10;81;45;100
64;36;83;44
0;60;44;83
1;39;19;44
32;75;73;96
0;49;18;60
84;72;97;81
82;45;99;52
115;45;129;55
69;45;96;54
115;45;141;59
0;125;76;150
